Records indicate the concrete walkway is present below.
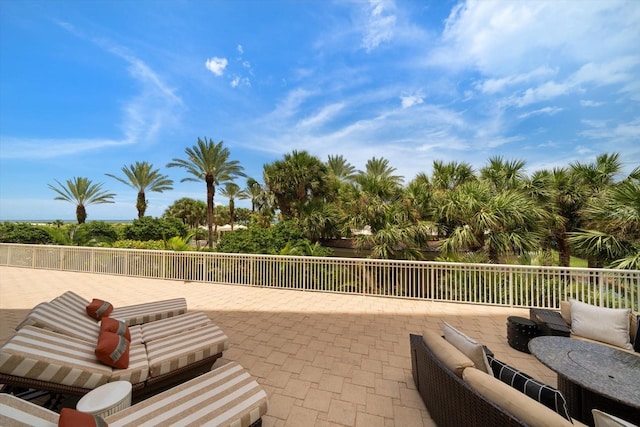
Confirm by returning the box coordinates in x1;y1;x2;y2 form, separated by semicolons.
0;266;556;427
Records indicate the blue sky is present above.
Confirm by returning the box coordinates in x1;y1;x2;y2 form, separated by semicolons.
1;0;639;221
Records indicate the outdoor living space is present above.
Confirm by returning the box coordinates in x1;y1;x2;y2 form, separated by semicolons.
0;266;556;427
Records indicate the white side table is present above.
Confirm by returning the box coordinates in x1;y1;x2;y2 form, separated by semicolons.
76;381;132;418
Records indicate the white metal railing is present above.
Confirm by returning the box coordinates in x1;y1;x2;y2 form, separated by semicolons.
1;243;638;310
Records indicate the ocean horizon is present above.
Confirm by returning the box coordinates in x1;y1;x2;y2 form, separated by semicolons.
2;219;134;224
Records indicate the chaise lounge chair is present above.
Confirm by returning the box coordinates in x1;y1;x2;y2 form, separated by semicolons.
15;300;213;345
0;361;268;426
0;320;228;399
49;290;188;326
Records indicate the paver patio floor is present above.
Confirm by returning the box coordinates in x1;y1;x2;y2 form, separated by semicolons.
0;266;557;426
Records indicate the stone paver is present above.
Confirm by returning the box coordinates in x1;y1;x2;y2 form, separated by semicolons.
0;266;557;426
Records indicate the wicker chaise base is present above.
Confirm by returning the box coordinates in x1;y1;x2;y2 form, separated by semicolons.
0;352;222;403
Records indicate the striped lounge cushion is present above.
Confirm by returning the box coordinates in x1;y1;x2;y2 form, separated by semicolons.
15;302;100;343
106;362;268;427
0;393;59;427
145;324;229;377
50;291;188;327
50;290;91;314
108;342;149;384
487;355;571;420
141;311;211;343
129;325;143;345
111;297;187;326
0;326;112;389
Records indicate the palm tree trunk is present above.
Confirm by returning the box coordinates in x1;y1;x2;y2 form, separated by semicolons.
557;232;571;267
206;176;215;249
229;200;235;230
136;191;146;219
76;204;87;224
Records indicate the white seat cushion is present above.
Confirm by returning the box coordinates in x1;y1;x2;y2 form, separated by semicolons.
570;299;632;350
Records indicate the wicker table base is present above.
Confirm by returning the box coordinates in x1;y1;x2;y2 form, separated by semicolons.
507;316;540;353
530;336;640;426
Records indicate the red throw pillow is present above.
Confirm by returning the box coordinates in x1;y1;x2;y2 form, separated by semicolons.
86;299;113;320
100;317;131;341
95;332;130;369
58;408;108;426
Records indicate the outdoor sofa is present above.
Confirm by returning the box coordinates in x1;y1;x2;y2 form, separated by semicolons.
530;299;639;353
410;327;589;427
0;293;229;399
0;361;268;427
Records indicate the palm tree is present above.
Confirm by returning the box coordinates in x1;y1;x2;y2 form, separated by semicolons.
219;182;241;230
571;153;622;192
167;138;245;248
569;167;640;269
242;178;263;212
430;160;475;193
405;174;434;222
326;154;357;182
163;197;206;229
526;168;584;266
358;157;403;186
106;161;173;218
570;153;623;267
263;150;330;220
437;181;544;263
48;177;115;224
480;156;526;191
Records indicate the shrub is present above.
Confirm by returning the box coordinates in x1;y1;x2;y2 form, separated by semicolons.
216;220;319;254
112;240;166;250
0;222;53;244
123;217;188;241
76;221;119;245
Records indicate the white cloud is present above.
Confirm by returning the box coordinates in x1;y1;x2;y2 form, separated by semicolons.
237;44;244;55
298;103;345;129
432;1;640;75
205;57;228;76
400;93;424;109
512;80;574;107
572;57;639;86
509;56;639;107
0;137;127;158
581;117;640;141
476;67;556;94
362;0;397;52
35;21;185;156
580;100;603;107
265;88;315;122
230;76;251;88
518;106;563;119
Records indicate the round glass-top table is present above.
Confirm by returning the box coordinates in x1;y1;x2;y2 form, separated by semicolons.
529;336;640;426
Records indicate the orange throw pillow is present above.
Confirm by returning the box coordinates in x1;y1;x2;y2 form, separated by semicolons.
100;317;131;341
95;332;130;369
86;299;113;320
58;408;108;426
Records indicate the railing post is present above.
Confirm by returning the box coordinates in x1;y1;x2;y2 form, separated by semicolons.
161;252;166;279
429;263;434;301
509;268;514;307
599;270;604;307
